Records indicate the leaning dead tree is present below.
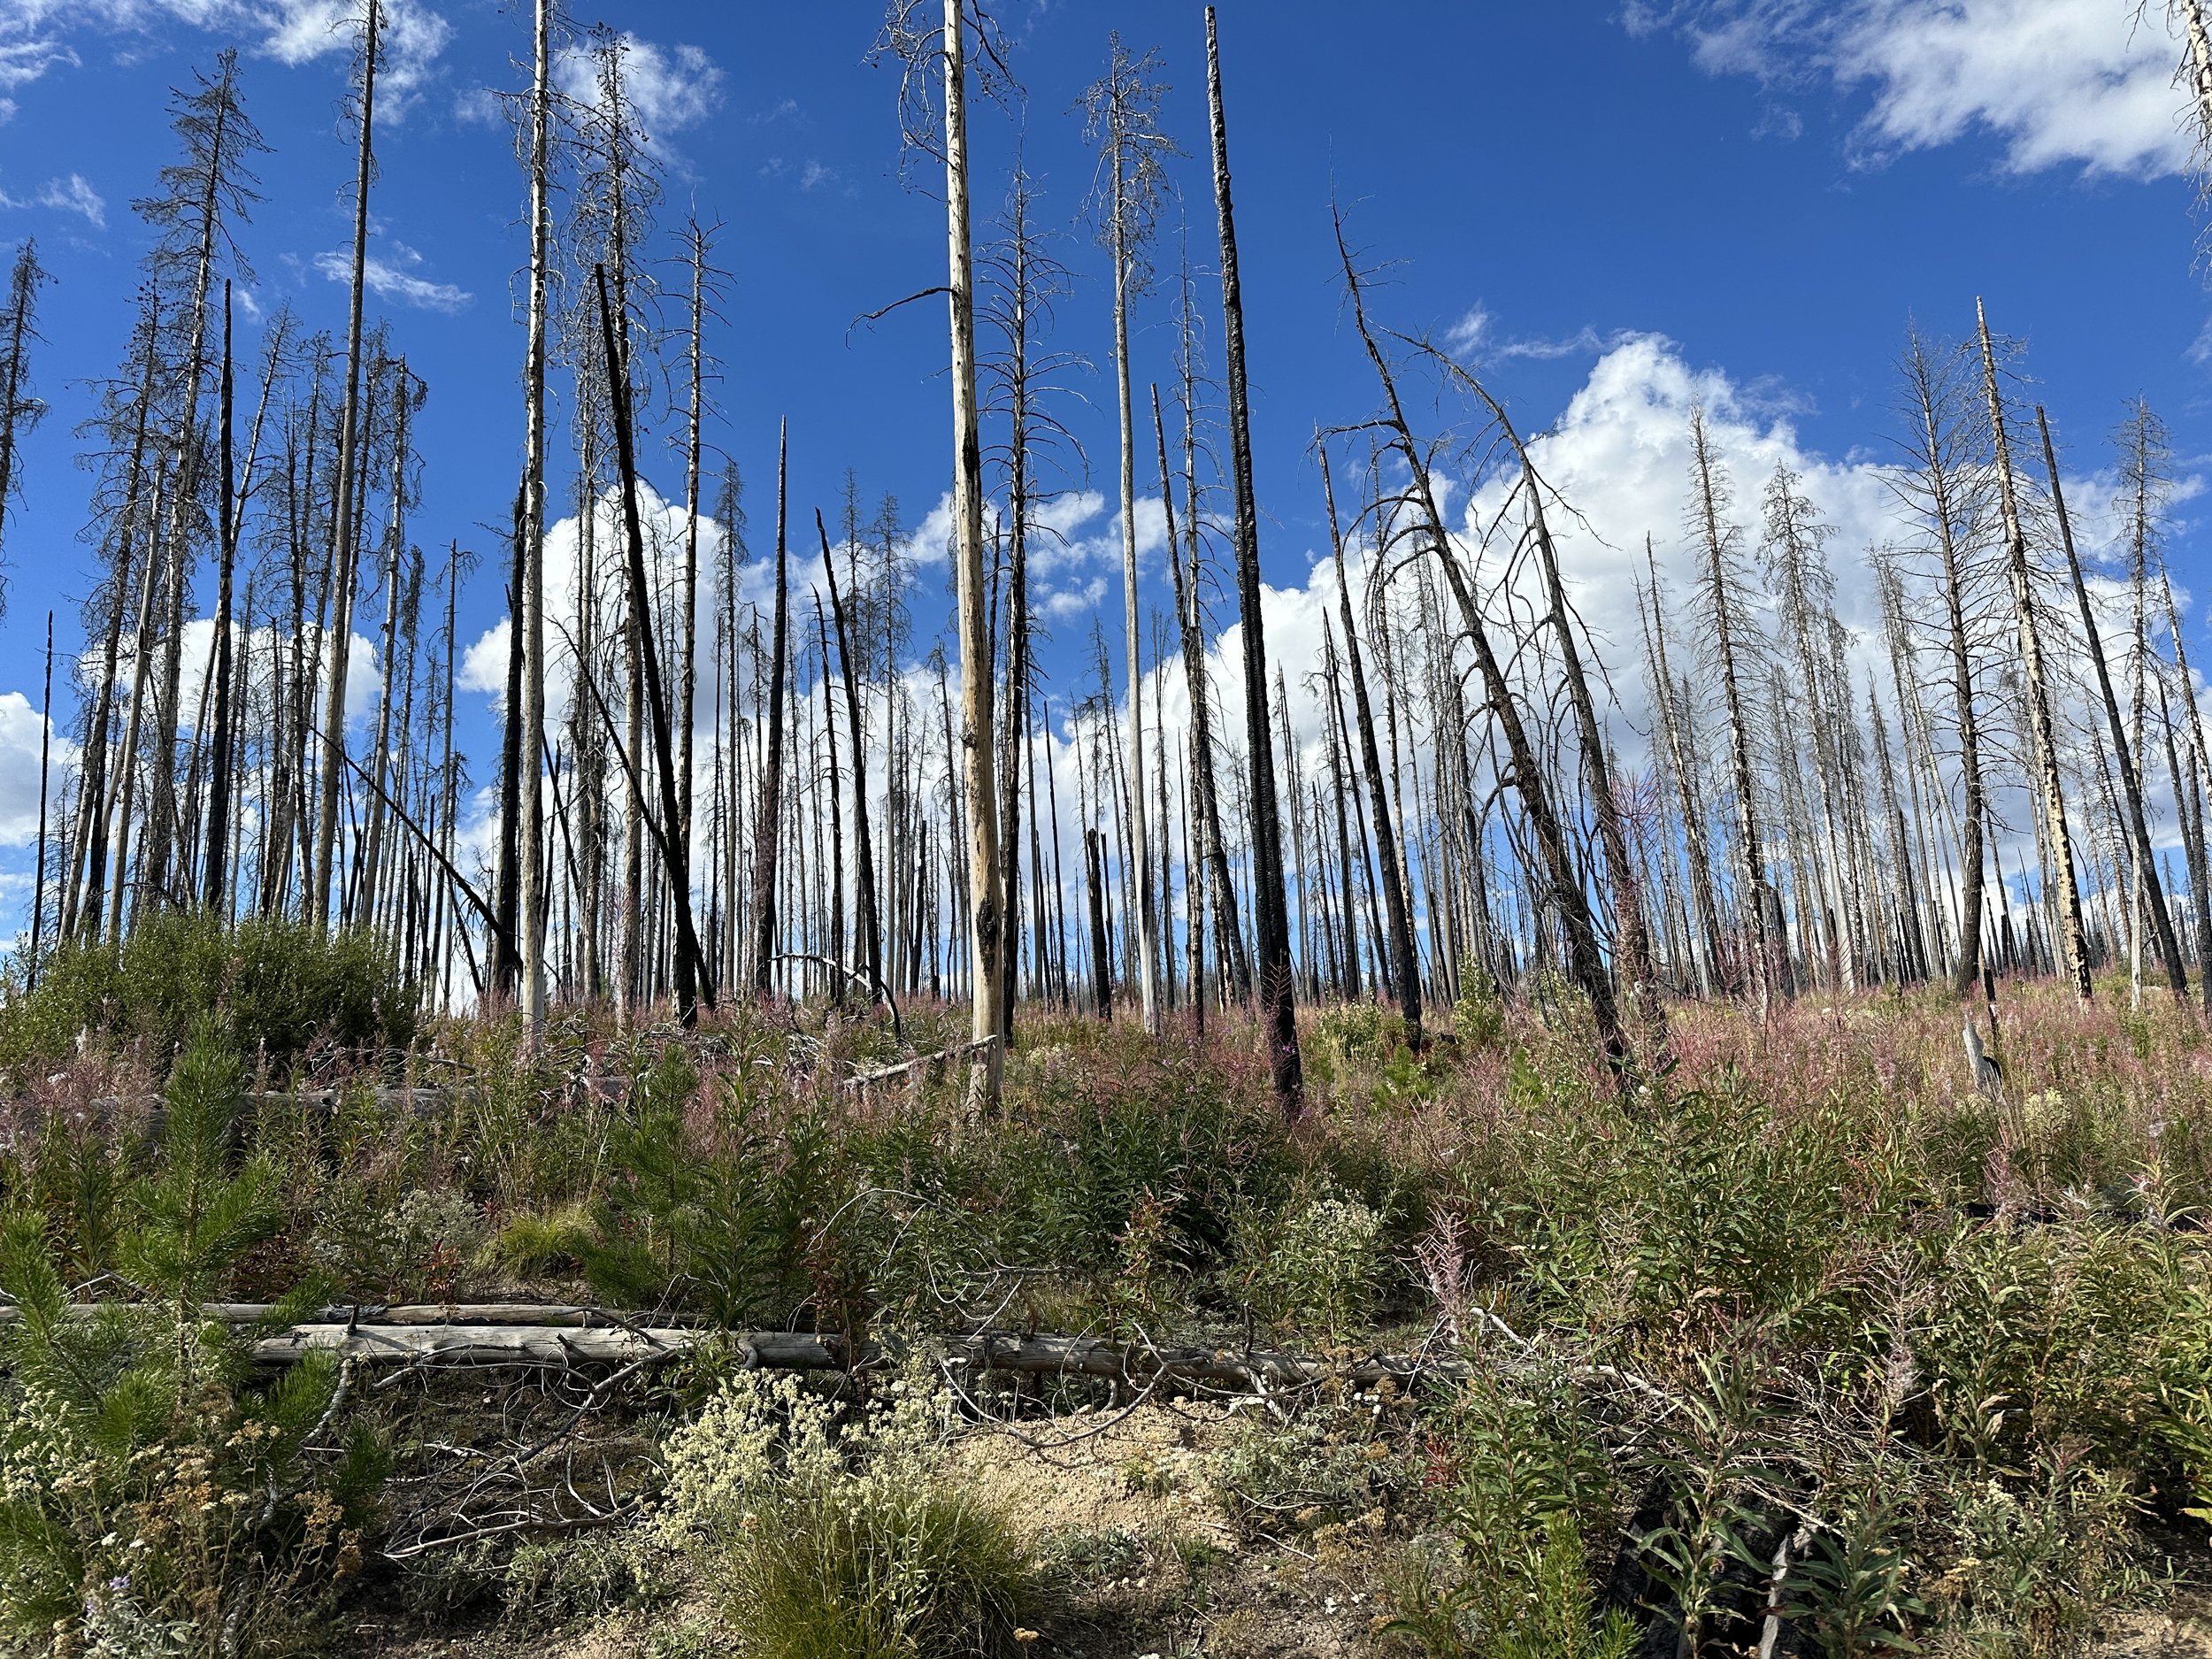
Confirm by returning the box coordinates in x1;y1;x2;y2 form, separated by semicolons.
1975;303;2091;1002
1424;348;1665;1039
1333;210;1632;1075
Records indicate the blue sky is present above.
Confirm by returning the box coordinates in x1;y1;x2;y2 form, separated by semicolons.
0;0;2205;934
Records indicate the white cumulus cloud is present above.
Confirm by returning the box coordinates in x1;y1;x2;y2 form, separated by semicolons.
555;31;722;144
0;1;453;102
0;690;69;849
1628;0;2195;179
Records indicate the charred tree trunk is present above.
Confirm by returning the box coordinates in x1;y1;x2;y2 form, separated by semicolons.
748;427;791;995
1208;7;1302;1114
1321;449;1422;1046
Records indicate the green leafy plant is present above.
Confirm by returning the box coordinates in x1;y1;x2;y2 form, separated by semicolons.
1787;1480;1925;1659
1227;1193;1386;1343
1385;1371;1626;1658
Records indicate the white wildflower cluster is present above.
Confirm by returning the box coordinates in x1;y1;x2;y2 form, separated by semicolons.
0;1386;87;1508
1234;1193;1386;1338
658;1362;956;1541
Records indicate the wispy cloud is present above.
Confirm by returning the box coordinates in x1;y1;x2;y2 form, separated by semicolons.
1444;305;1491;355
36;172;101;226
0;170;105;227
313;238;470;312
0;35;77;92
1440;301;1619;365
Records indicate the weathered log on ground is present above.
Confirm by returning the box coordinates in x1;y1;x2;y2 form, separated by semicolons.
0;1295;1486;1388
0;1301;1477;1387
256;1322;733;1368
253;1323;1472;1386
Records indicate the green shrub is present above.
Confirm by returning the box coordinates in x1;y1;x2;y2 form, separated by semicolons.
1387;1513;1636;1659
1920;1452;2146;1654
1317;1001;1402;1065
1451;960;1506;1050
310;1187;486;1302
1460;1079;1854;1336
481;1202;599;1281
1386;1371;1626;1658
503;1532;671;1626
1025;1033;1294;1276
2;910;418;1083
0;1033;385;1654
1209;1392;1412;1535
660;1368;1042;1658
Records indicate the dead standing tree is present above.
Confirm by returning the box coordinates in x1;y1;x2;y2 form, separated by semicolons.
1081;35;1179;1038
747;426;791;996
1207;7;1303;1116
311;2;380;933
1167;257;1253;1006
981;164;1085;1032
1319;447;1423;1048
137;50;267;919
2108;400;2193;1005
594;265;711;1027
1686;406;1789;1018
0;240;50;615
1974;303;2093;1002
880;0;1009;1108
514;0;558;1035
1888;326;1995;1001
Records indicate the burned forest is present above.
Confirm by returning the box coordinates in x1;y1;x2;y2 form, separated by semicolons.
3;3;2212;1655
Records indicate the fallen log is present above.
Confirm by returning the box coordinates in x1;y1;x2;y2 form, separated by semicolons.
246;1322;1472;1386
843;1035;999;1094
257;1322;726;1368
0;1297;1487;1387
